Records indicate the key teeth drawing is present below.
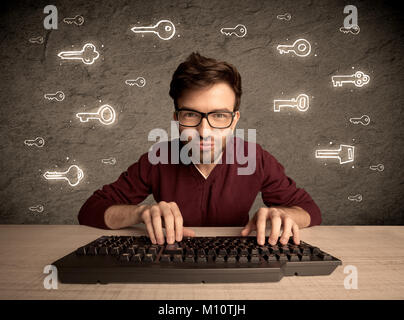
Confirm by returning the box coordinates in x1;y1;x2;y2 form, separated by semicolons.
63;15;85;26
220;24;247;38
76;104;116;125
273;94;310;112
58;43;100;65
131;19;176;41
315;144;355;164
348;194;362;202
349;115;370;126
24;137;45;148
277;38;311;57
332;71;370;87
43;165;84;187
125;77;146;87
339;25;360;35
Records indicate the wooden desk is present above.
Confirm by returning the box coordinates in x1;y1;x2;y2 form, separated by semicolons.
0;225;403;299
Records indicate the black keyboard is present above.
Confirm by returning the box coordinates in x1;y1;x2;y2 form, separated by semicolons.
52;235;342;283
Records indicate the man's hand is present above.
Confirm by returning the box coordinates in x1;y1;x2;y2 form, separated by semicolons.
240;206;309;246
137;201;195;245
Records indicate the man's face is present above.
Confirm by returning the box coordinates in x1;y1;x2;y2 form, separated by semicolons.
173;82;240;164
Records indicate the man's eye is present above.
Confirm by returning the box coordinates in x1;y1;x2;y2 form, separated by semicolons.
212;113;226;118
184;112;197;117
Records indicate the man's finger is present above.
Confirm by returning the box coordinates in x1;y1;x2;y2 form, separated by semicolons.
241;219;256;236
150;205;165;245
170;202;184;242
268;214;282;245
183;227;195;237
256;210;268;245
280;217;293;245
292;223;300;245
142;209;157;244
161;204;175;244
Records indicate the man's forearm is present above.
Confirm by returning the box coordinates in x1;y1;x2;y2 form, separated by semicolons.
104;204;147;229
274;205;311;228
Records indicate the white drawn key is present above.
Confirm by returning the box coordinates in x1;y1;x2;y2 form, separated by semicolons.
339;25;360;35
348;194;362;202
24;137;45;147
63;15;84;26
370;164;384;172
76;104;116;125
125;77;146;87
29;205;44;213
29;36;44;44
277;13;291;21
58;43;100;65
332;71;370;87
131;19;176;40
44;91;65;101
43;165;84;187
101;157;117;165
274;94;309;112
349;115;370;126
220;24;247;37
315;144;355;164
277;38;311;57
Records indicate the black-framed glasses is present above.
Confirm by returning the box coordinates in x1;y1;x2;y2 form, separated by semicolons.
175;108;235;129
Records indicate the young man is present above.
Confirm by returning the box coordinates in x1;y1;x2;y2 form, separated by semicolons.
78;52;322;246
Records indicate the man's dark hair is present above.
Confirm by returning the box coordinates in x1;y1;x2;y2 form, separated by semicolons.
169;52;242;111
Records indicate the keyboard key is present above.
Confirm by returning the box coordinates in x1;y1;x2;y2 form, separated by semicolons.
287;253;299;262
227;256;237;263
185;254;195;263
143;253;154;262
276;253;287;262
173;254;183;263
119;253;131;262
298;253;310;261
110;246;121;255
76;246;86;255
267;254;277;262
238;255;248;263
197;255;207;263
160;254;171;263
250;254;260;263
215;255;226;263
130;253;142;262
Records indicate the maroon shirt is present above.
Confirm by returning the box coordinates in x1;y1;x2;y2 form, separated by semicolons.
78;136;322;229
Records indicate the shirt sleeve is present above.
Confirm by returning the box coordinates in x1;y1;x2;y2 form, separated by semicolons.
259;147;322;227
77;152;153;229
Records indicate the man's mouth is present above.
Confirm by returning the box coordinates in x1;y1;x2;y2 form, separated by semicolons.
199;140;215;150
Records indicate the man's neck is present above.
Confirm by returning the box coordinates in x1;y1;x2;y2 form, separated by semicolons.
193;151;223;178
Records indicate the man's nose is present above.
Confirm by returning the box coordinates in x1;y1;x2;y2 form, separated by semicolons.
196;117;212;138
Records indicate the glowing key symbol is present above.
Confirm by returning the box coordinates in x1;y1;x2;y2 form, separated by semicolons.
125;77;146;87
339;25;360;35
63;15;84;26
315;144;355;164
44;91;65;101
332;71;370;87
220;24;247;37
277;38;311;57
76;104;116;125
24;137;45;147
131;19;176;40
277;13;291;21
58;43;100;65
370;164;384;172
43;165;84;187
29;36;44;44
29;205;44;213
349;115;370;126
274;94;309;112
348;194;362;202
102;157;116;165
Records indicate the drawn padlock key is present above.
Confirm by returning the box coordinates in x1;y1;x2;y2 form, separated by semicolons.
44;91;65;101
58;43;100;65
339;25;360;35
76;104;116;125
277;38;311;57
370;164;384;172
43;165;84;187
348;194;362;202
315;144;355;164
131;20;176;40
220;24;247;37
125;77;146;87
349;115;370;126
277;13;291;21
24;137;45;147
332;71;370;87
63;15;84;26
274;94;309;112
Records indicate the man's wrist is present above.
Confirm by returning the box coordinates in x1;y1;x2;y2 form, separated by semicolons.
132;204;148;225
